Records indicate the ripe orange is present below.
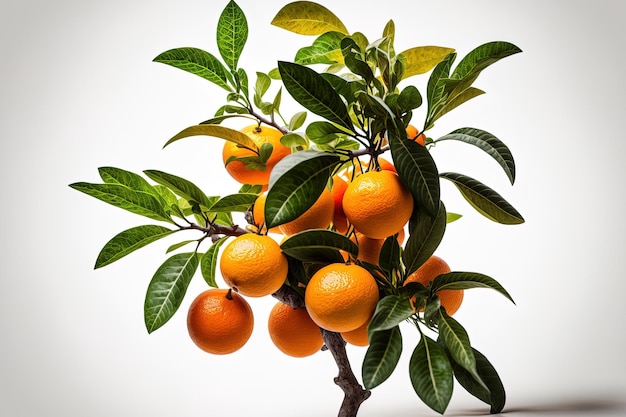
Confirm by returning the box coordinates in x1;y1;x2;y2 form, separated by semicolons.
222;125;291;185
267;302;324;358
377;157;396;173
252;192;282;234
279;188;334;235
406;124;426;146
342;170;414;239
187;289;254;355
331;175;349;234
305;263;379;333
352;229;405;265
220;234;288;297
340;316;371;347
403;255;464;316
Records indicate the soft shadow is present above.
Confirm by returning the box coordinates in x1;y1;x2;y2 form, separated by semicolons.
445;398;626;416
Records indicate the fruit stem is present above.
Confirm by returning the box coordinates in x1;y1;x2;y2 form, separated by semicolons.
322;330;371;417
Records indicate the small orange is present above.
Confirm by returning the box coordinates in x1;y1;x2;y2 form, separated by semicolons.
377;157;396;173
340;316;371;347
406;124;426;146
342;170;414;239
220;234;288;297
279;188;334;235
403;255;464;316
187;289;254;355
252;192;282;234
305;263;379;333
330;175;349;234
352;229;405;265
267;302;324;358
222;125;291;185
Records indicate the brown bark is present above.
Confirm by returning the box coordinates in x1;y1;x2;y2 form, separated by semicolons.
273;285;371;417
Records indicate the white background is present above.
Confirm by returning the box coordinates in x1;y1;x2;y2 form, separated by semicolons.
2;0;625;416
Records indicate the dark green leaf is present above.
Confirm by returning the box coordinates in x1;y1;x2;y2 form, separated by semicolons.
431;271;515;304
216;0;247;71
425;53;455;131
208;193;257;212
265;150;340;228
278;61;354;132
362;326;403;389
200;237;228;288
368;295;414;334
143;170;215;210
437;309;482;387
306;121;349;144
271;1;348;35
430;87;485;124
389;133;440;217
435;128;515;184
398;85;423;111
144;252;199;333
95;225;175;268
409;335;453;414
439;172;524;224
69;182;173;223
153;47;232;91
280;229;357;262
451;347;506;413
378;234;402;277
403;203;447;276
451;41;522;81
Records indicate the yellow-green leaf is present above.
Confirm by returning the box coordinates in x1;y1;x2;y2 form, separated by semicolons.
163;124;257;151
271;1;348;35
400;46;455;79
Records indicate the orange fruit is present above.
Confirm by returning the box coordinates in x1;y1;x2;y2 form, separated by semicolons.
340;316;371;347
279;188;334;235
377;157;396;173
342;170;414;239
403;255;464;316
331;175;349;234
305;263;379;333
220;234;288;297
252;192;282;234
187;289;254;355
222;125;291;185
406;124;426;146
267;302;324;358
352;229;405;265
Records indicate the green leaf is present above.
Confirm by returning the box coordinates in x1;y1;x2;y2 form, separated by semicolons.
143;170;215;210
431;271;515;304
288;111;308;131
430;86;485;124
163;124;257;150
271;1;348;35
166;240;196;254
144;252;199;333
69;182;173;223
451;41;522;81
280;229;357;262
280;133;308;148
98;167;155;194
216;0;247;71
398;85;423;111
295;31;345;65
265;150;340;228
425;53;455;131
153;47;232;91
362;326;403;389
378;234;402;277
446;212;462;223
278;61;354;132
95;225;175;268
254;71;272;101
403;203;447;276
450;347;506;413
439;172;524;224
368;295;414;334
208;193;257;212
306;121;349;144
200;237;228;288
409;335;453;414
389;132;440;217
400;46;455;79
435;128;515;184
437;309;483;387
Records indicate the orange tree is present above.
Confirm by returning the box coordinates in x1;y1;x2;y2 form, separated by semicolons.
69;1;524;416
